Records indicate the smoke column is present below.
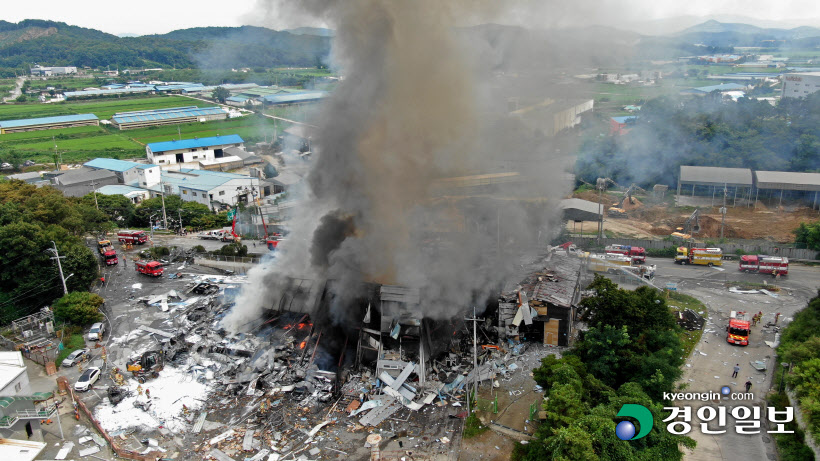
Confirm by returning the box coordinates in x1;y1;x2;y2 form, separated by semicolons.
222;0;573;331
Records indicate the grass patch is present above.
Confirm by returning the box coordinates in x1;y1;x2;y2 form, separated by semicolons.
767;391;816;461
56;333;86;368
463;412;489;439
667;291;708;357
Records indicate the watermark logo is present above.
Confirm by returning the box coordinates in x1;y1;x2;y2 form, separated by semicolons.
615;404;653;440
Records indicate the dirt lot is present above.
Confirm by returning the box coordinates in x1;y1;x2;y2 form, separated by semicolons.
571;191;819;242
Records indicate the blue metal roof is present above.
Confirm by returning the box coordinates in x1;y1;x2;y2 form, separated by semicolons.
226;96;250;102
0;113;98;129
611;116;637;124
158;168;251;192
262;91;328;105
147;134;244;153
64;88;154;98
112;106;225;125
95;185;148;195
84;158;144;172
155;83;204;91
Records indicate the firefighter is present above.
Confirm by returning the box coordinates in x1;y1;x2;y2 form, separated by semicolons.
137;384;143;396
145;388;151;399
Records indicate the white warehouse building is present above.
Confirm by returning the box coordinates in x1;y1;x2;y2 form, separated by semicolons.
152;169;264;210
146;135;246;168
782;72;820;99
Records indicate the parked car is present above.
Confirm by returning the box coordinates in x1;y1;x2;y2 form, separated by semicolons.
61;348;90;367
87;322;105;341
74;367;101;392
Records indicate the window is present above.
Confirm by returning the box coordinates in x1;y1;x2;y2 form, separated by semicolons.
158;160;164;164
190;149;196;152
14;382;21;392
183;190;188;195
142;182;147;186
219;191;225;196
192;192;197;197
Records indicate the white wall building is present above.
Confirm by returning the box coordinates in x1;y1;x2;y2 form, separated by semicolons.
146;135;245;167
0;352;30;397
782;72;820;99
157;169;264;210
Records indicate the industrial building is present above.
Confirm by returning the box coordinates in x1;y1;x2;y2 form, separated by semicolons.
83;158;161;187
676;166;754;207
610;116;637;135
94;184;151;204
0;114;99;134
63;87;155;99
144;168;264;210
754;170;820;209
680;83;746;96
50;167;119;197
509;98;594;137
145;134;245;168
30;65;77;76
110;106;228;130
782;72;820;99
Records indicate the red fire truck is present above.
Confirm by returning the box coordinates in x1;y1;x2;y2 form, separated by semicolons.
727;313;751;346
135;260;163;277
102;249;118;266
604;244;646;264
117;230;148;245
739;255;789;275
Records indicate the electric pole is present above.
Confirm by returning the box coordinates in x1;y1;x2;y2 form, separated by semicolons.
720;184;727;240
49;241;68;295
465;307;484;414
178;209;183;234
159;177;168;229
89;180;99;210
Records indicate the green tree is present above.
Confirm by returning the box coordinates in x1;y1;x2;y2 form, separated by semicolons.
15;94;26;102
53;292;104;325
212;86;230;103
793;221;820;251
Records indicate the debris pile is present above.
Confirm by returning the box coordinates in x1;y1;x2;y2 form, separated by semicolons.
676;309;706;331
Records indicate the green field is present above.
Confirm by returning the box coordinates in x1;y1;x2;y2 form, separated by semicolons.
0;95;216;121
128;116;280;145
0;125;144;163
27;77;100;91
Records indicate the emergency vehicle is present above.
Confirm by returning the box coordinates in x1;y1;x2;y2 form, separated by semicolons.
102;249;118;266
584;253;633;274
727;312;751;346
135;260;163;277
739;255;789;275
117;230;148;245
674;247;723;266
604;244;646;264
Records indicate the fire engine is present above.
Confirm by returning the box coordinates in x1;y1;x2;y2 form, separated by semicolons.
135;260;163;277
102;249;118;266
727;312;751;346
117;230;148;245
266;233;285;251
604;244;646;264
739;255;789;275
674;247;723;266
585;253;633;274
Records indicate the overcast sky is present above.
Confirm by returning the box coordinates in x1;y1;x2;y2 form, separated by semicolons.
5;0;820;36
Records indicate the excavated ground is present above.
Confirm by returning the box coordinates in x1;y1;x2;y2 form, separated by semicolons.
571;191;819;242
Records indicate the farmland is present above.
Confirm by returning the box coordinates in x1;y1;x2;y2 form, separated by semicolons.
0;95;216;121
0;95;281;164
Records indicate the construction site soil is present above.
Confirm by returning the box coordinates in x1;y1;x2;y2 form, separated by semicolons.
571;191;819;242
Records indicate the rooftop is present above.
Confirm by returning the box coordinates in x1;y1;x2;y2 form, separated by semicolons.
0;352;25;391
147;134;244;153
112;106;226;125
151;168;253;192
64;87;154;98
261;91;329;104
611;116;637;124
53;167;117;186
0;113;98;129
84;158;145;172
686;83;746;94
95;185;150;196
755;170;820;191
679;165;753;186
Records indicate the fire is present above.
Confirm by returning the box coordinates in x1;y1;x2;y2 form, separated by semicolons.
297;322;311;330
283;324;292;330
299;341;307;349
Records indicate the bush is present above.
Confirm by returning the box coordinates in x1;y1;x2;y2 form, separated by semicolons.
192;245;206;253
646;247;676;258
53;292;104;325
463;412;488;438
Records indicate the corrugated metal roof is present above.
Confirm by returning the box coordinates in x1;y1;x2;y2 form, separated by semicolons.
147;134;244;153
679;166;753;186
560;198;602;221
262;91;328;104
112;106;225;125
686;83;746;94
611;116;637;124
64;87;153;98
96;185;148;195
53;167;117;185
0;113;98;129
755;171;820;191
160;168;251;192
84;158;143;172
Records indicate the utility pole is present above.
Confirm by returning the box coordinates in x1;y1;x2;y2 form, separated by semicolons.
178;209;183;234
720;184;727;240
159;177;168;229
465;307;484;414
48;241;68;295
89;180;99;210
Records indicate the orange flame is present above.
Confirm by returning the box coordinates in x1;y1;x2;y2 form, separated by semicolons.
299;341;307;349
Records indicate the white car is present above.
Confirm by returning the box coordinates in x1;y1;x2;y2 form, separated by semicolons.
87;322;105;341
61;348;90;367
74;367;101;392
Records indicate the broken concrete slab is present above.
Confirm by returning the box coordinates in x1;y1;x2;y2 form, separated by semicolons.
209;429;235;445
209;448;237;461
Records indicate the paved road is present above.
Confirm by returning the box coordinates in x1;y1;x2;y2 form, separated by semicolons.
647;257;820;461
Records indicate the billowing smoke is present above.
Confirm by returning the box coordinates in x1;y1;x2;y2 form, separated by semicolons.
222;0;576;332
